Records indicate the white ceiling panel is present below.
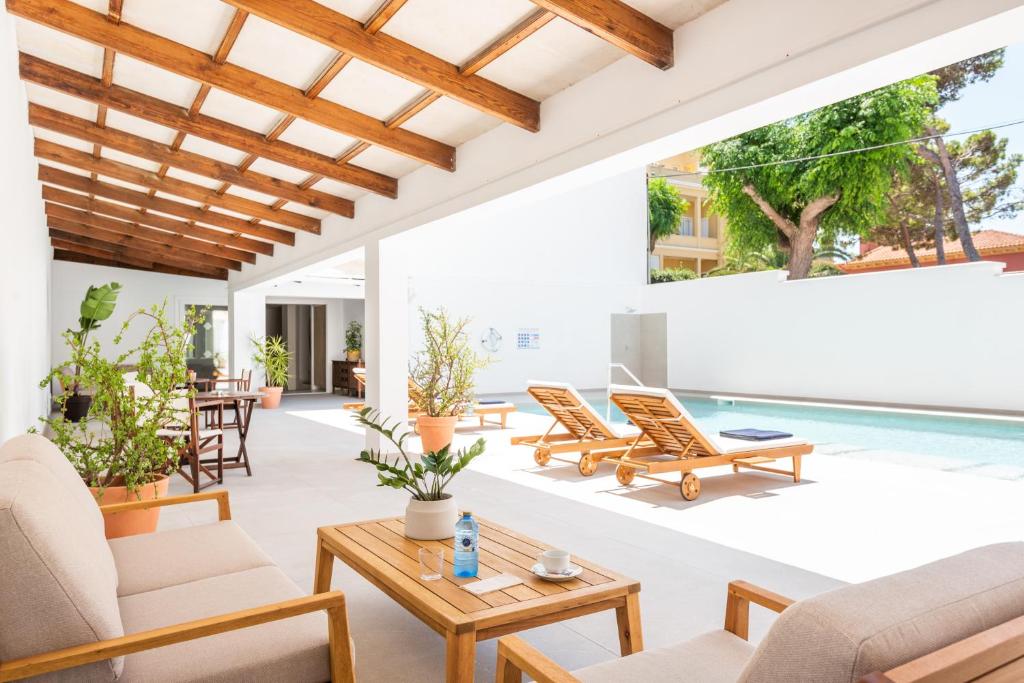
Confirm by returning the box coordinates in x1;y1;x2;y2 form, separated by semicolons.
310;177;366;202
114;55;200;108
14;18;103;78
34;127;93;154
279;202;330;220
228;15;339;90
312;0;383;24
178;135;249;167
246;157;310;184
103;110;179;146
121;0;236;54
400;96;500;147
628;0;727;29
24;83;99;121
224;184;278;205
100;148;161;173
98;175;152;194
277;117;357;158
164;166;224;190
477;18;620;101
156;191;202;208
348;146;420;178
381;0;535;66
39;160;91;179
200;88;283;133
318;59;424;121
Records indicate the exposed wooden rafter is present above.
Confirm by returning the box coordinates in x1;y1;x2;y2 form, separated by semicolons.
38;166;292;247
49;229;229;280
223;0;541;131
529;0;674;69
7;0;457;169
54;248;225;280
19;55;398;198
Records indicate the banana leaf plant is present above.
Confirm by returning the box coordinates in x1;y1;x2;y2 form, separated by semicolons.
68;282;122;393
354;408;485;501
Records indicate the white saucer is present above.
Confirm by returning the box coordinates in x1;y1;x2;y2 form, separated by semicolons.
531;563;583;582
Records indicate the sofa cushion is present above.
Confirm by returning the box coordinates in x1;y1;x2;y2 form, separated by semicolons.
573;630;754;683
0;460;124;681
119;566;330;682
740;542;1024;682
110;521;275;597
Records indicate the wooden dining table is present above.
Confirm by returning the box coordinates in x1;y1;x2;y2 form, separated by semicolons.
194;390;262;477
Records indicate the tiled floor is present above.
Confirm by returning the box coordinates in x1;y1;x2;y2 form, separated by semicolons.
162;394;1024;681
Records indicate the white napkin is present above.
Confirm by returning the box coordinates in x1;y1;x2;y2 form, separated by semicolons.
460;573;523;595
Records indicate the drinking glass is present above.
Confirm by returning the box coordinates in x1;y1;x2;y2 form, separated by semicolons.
418;547;443;581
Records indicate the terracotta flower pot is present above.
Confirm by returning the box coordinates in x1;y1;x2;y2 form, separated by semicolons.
418;415;458;454
91;474;170;539
259;386;283;409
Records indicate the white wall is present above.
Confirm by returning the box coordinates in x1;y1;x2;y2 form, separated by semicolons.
399;169;647;394
0;12;48;441
640;262;1024;411
50;261;228;367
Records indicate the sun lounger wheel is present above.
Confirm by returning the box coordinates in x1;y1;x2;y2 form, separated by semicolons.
533;448;551;466
578;453;598;476
680;473;701;501
615;465;636;486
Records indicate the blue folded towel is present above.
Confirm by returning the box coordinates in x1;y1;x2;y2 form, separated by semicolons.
720;428;792;441
477;400;505;405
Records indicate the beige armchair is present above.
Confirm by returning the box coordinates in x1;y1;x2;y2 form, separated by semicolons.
496;543;1024;683
0;434;354;682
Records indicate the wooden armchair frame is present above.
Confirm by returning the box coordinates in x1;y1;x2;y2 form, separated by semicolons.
0;491;356;683
494;580;791;683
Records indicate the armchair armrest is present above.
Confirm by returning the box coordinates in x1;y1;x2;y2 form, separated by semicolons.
724;580;794;640
99;489;231;521
495;635;580;683
0;591;354;683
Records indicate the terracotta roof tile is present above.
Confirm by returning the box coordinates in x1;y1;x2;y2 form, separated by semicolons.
842;230;1024;269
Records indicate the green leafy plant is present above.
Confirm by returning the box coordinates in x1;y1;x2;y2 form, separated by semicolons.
65;282;122;393
410;308;490;417
355;408;485;501
647;177;689;252
345;320;363;353
251;335;291;387
39;303;203;495
649;267;698;283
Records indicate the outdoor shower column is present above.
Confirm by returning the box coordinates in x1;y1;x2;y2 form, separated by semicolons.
363;237;409;450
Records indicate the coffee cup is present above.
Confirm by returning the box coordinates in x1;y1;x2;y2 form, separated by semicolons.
540;549;570;574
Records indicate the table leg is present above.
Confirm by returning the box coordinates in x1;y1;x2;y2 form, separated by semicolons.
445;630;475;683
616;592;644;656
236;399;254;476
314;537;335;593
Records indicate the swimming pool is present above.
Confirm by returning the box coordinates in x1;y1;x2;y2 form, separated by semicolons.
506;391;1024;471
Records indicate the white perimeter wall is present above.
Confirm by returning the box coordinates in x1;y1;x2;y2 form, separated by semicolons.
0;14;48;442
399;169;647;394
640;262;1024;411
50;261;228;367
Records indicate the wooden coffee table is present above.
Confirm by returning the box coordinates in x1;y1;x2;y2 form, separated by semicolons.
314;516;642;682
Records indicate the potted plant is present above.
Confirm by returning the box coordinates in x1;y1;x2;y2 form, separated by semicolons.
355;408;485;540
409;307;490;453
251;335;291;408
40;303;202;538
60;282;122;421
345;320;363;362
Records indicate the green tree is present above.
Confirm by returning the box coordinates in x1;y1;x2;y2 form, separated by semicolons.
702;77;937;279
647;177;689;252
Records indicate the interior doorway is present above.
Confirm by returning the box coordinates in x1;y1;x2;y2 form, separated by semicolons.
266;303;327;393
610;313;667;388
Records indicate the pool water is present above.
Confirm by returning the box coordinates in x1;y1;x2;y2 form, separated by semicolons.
509;392;1024;469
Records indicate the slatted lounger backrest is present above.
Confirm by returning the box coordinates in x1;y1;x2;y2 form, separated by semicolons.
608;385;717;458
527;382;618;441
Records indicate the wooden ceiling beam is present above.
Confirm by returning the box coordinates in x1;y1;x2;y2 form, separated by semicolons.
528;0;674;69
42;186;263;261
30;104;355;217
45;204;244;271
35;139;314;238
223;0;540;131
8;0;456;169
20;54;398;198
53;247;226;280
38;166;289;247
49;228;229;279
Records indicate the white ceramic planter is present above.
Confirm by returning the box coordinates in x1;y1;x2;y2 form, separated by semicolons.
405;495;458;540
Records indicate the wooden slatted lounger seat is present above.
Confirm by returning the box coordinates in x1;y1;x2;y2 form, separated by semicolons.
510;381;654;476
343;368;516;428
605;384;813;501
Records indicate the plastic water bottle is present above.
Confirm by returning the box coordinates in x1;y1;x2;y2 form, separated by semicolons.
453;511;479;578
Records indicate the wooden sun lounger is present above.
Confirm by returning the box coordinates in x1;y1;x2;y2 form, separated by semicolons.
510;381;655;476
604;384;813;501
343;370;515;427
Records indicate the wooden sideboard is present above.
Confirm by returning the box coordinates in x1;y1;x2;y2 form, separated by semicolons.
332;360;363;397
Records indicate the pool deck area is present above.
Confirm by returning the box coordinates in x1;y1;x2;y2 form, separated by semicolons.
158;394;1024;680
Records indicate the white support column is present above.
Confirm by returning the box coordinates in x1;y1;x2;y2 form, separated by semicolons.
363;238;409;450
229;289;266;387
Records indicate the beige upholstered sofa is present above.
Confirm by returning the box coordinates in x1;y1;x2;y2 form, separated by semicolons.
0;434;353;682
496;543;1024;683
